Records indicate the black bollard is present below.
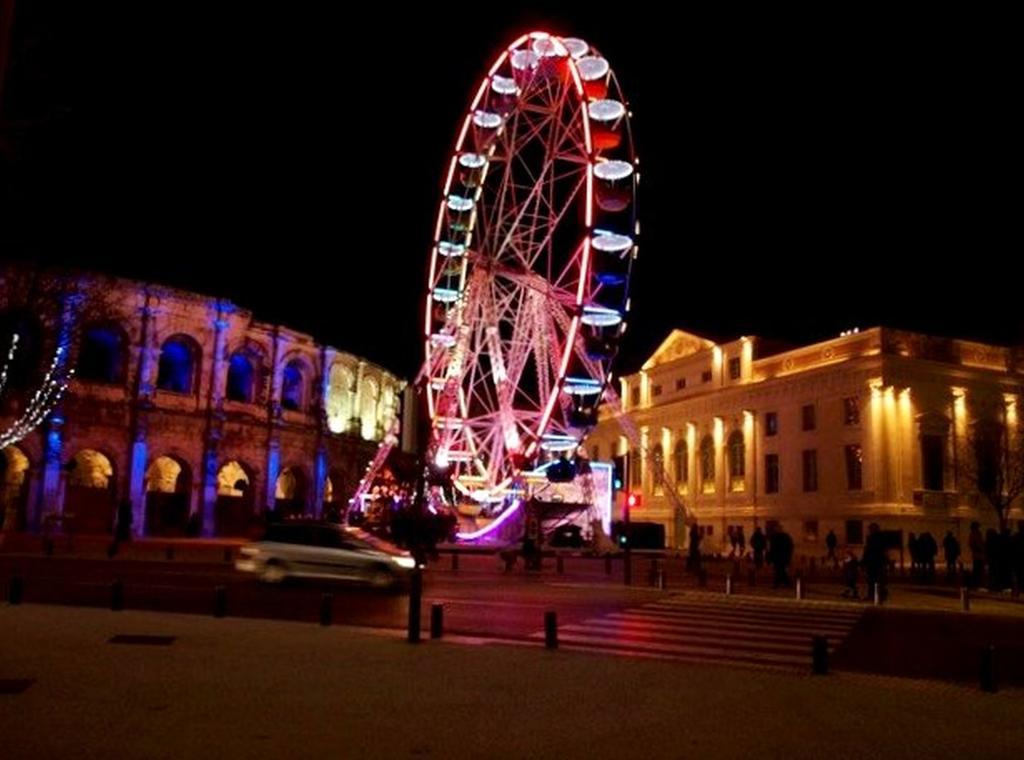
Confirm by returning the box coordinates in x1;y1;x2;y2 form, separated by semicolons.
605;554;612;575
648;558;658;586
725;574;733;596
430;603;444;639
111;579;123;611
407;568;422;643
544;610;558;649
961;587;970;612
698;568;708;588
812;635;828;675
556;555;564;575
980;645;998;693
451;553;459;572
320;593;333;626
8;574;23;605
748;568;756;586
213;585;227;618
658;568;667;590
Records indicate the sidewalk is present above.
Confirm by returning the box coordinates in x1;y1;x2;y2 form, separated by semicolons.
1;604;1021;759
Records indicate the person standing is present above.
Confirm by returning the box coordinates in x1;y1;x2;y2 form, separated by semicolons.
769;525;794;588
862;523;887;601
688;522;702;573
750;526;766;569
968;522;985;589
825;529;838;568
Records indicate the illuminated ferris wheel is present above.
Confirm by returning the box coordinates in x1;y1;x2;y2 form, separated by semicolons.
424;31;638;508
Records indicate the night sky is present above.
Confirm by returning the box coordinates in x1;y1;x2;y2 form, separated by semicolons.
1;6;1016;380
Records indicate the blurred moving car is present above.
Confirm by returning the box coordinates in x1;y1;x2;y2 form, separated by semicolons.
235;521;416;587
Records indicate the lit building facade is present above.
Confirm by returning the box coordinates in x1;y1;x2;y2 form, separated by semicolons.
589;328;1024;553
0;264;408;537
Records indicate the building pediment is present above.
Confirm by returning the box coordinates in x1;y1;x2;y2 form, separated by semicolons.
642;330;717;370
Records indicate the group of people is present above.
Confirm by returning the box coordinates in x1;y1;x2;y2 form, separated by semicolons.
966;521;1024;592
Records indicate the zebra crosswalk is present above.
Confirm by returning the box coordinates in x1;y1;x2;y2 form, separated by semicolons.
529;592;865;670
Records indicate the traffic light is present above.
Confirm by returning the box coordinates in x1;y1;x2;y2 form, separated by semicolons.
611;454;626;491
626;492;642;509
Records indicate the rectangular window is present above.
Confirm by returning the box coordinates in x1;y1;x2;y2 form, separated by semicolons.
701;370;713;383
631;387;641;407
675;377;686;391
843;396;860;426
803;520;819;542
765;412;778;437
846;519;864;545
802;404;816;431
728;357;741;380
802;449;818;492
764;454;779;493
652;384;662;397
921;434;944;491
844;444;863;490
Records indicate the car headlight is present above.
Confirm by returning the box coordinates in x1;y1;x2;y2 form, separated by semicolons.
392;556;416;569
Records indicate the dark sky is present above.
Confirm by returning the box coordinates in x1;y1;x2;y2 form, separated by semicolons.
1;5;1017;379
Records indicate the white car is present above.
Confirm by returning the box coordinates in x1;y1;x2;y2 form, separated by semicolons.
236;521;416;588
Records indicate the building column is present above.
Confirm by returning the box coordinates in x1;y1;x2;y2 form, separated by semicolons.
352;361;366;435
128;436;148;536
265;439;281;511
201;448;218;537
201;306;231;537
312;447;328;518
38;411;65;529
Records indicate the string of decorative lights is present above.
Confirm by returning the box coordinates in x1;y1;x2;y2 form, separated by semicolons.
0;333;19;399
0;340;75;450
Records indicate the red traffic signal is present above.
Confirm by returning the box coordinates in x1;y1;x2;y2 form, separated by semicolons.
626;492;642;509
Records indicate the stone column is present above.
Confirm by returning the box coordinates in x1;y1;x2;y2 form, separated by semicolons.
201;305;232;536
37;411;65;530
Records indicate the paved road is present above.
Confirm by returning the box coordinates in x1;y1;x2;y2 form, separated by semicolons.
3;552;1024;685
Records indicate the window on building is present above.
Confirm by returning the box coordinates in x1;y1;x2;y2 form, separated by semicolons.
727;431;745;491
765;412;778;437
701;370;713;383
675;377;686;391
728;357;741;380
803;520;819;542
77;325;126;384
281;360;306;411
802;404;816;431
764;454;779;494
652;384;662;397
921;434;944;491
802;449;818;492
700;435;715;493
843;396;860;426
157;336;198;394
226;353;255;402
845;444;863;490
631;387;641;407
674;439;688;494
629;448;642;488
651;444;664;496
846;519;864;545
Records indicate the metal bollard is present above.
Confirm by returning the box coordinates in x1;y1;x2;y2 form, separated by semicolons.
961;587;970;612
605;554;612;575
698;568;708;588
556;555;564;575
407;568;422;643
544;610;558;649
648;558;658;586
725;574;733;596
8;574;23;605
812;635;829;675
873;583;881;606
213;585;227;618
111;579;123;611
320;593;333;626
657;568;666;590
980;645;998;693
796;578;804;600
430;603;444;639
748;568;756;587
451;553;459;572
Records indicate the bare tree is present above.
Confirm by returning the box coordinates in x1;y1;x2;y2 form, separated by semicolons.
961;396;1024;529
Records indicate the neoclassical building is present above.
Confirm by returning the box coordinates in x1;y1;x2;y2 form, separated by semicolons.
590;327;1024;552
0;263;409;537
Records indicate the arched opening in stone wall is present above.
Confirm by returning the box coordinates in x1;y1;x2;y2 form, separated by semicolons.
215;460;255;536
144;455;192;536
64;449;116;534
